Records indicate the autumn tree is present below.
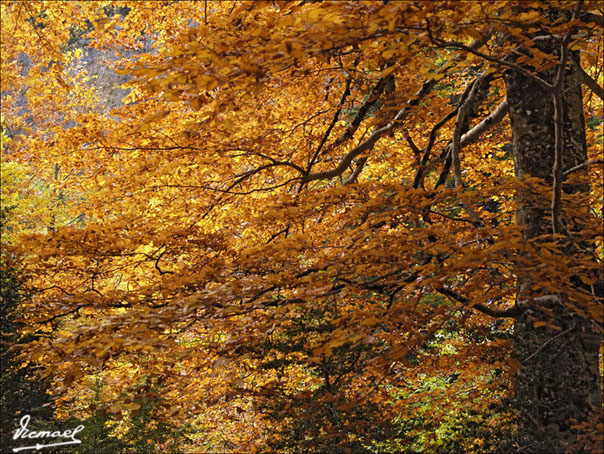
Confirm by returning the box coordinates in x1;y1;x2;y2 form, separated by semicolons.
1;1;603;452
0;208;56;451
502;6;603;450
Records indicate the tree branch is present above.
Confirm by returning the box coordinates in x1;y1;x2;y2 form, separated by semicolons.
426;22;552;90
434;98;508;191
343;156;367;185
436;287;527;318
459;97;508;145
552;0;584;235
429;97;507;188
303;78;437;183
522;322;577;363
333;75;393;147
578;65;604;101
413;79;478;189
563;159;604;176
154;246;174;275
451;72;491;189
472;302;528;318
307;77;352;171
576;10;604;27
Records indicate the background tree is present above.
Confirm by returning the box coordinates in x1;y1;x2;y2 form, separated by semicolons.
0;207;55;451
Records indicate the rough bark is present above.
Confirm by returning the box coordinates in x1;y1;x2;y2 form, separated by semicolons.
504;39;602;453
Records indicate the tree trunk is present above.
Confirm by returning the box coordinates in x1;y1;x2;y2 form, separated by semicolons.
504;40;602;453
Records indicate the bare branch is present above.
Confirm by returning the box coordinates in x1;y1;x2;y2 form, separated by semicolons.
412;108;457;189
413;78;479;189
403;130;422;159
472;302;528;318
446;73;501;226
307;77;352;170
434;94;508;190
563;159;604;176
245;151;306;174
552;0;584;235
460;97;508;145
578;65;604;101
436;287;527;318
427;96;508;196
451;72;491;188
343;157;367;185
522;322;577;363
154;246;174;276
576;11;604;27
333;75;393;147
37;305;86;324
420;110;458;162
426;97;507;189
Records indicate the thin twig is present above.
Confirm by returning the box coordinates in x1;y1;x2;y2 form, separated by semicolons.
425;21;552;90
551;0;584;235
578;65;604;101
563;159;604;176
303;78;436;183
307;78;352;172
522;322;576;363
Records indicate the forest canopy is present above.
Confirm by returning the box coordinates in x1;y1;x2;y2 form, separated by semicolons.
1;1;603;453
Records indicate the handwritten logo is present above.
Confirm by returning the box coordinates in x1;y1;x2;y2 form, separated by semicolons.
12;414;84;452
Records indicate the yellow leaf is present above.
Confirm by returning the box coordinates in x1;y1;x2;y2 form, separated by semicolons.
507;357;522;374
108;403;123;414
382;49;395;59
222;118;235;130
191;96;206;111
382;66;395;77
138;110;171;131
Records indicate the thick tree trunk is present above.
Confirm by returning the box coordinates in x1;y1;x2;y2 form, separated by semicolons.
504;42;602;453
